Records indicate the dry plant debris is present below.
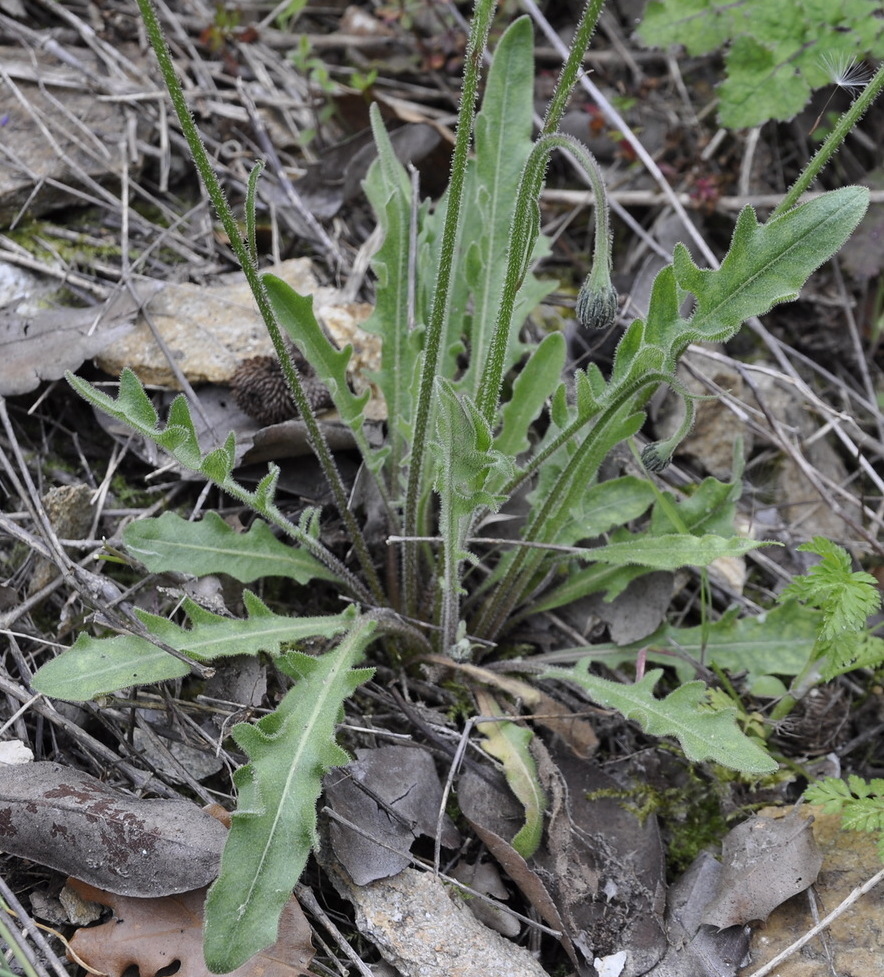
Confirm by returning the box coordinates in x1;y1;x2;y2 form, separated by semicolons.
0;0;883;976
66;880;315;977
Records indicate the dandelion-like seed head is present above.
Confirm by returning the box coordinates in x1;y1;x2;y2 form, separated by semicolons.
819;51;870;92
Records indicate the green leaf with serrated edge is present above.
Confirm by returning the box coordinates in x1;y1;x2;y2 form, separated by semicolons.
551;602;820;694
637;0;732;55
32;631;191;701
134;594;356;663
671;189;869;349
475;690;547;859
819;632;884;681
494;332;565;458
719;34;810;128
31;596;357;700
203;618;377;973
66;369;235;483
124;511;338;584
782;537;881;639
361;104;421;473
545;666;777;774
262;274;370;434
571;532;770;570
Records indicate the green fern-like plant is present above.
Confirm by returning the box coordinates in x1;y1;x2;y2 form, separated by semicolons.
805;775;884;861
770;537;884;721
638;0;884;128
28;0;883;970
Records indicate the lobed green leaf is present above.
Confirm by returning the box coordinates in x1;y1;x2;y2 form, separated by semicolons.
124;510;339;584
203;618;377;972
545;665;777;774
31;595;357;700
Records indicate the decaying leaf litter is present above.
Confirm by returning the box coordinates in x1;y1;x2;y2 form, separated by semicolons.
1;1;884;976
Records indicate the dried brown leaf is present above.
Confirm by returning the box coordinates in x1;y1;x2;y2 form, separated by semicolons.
324;745;460;885
66;880;314;977
0;296;139;396
700;811;823;929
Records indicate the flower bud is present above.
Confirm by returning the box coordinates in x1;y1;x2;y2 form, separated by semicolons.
576;267;618;331
641;442;671;473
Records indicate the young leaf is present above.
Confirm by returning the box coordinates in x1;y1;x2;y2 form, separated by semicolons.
545;665;777;774
432;379;512;645
124;511;339;584
818;631;884;681
474;689;547;859
203;618;377;972
805;776;884;861
31;595;357;700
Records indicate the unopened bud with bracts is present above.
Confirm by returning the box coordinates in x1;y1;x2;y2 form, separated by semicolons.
576;263;619;331
640;393;696;474
641;441;672;473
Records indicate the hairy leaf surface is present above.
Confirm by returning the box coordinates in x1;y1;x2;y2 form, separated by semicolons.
675;188;869;343
263;274;371;434
546;666;777;773
124;511;337;584
203;619;377;972
361;104;421;475
32;595;357;700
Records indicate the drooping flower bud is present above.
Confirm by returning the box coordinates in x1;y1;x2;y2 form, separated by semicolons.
640;441;672;473
576;264;619;331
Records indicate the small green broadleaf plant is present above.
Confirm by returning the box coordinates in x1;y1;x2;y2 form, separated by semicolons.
769;537;884;722
30;0;879;970
638;0;884;128
805;775;884;862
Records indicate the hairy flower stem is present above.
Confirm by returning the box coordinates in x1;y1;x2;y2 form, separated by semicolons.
541;0;607;135
477;132;612;422
401;0;496;616
135;0;385;604
773;61;884;217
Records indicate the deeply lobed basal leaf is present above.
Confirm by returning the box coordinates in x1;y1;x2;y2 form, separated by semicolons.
203;618;377;972
31;594;358;700
673;187;869;345
124;510;339;584
545;666;777;774
66;369;236;483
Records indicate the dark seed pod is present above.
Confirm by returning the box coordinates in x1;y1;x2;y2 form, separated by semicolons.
230;355;296;426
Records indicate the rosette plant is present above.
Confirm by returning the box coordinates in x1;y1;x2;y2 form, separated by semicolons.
31;0;881;970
